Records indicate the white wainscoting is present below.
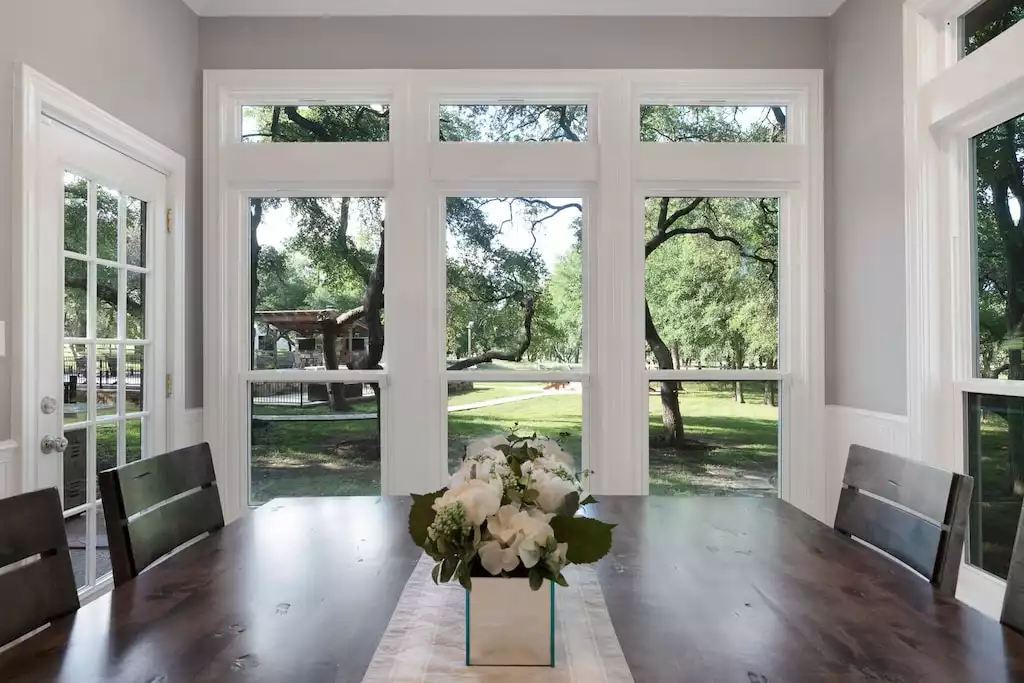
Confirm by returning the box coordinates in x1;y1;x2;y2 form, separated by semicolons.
825;405;910;523
0;440;18;499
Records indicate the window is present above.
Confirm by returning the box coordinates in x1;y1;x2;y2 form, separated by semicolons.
973;112;1024;380
966;393;1024;579
447;381;583;475
909;0;1024;599
649;381;778;496
963;0;1024;57
250;197;384;372
439;105;587;142
250;381;381;501
241;104;389;143
445;197;583;372
640;106;787;143
644;196;780;495
206;71;821;521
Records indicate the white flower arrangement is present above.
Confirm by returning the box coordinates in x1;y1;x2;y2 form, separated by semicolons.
409;430;616;590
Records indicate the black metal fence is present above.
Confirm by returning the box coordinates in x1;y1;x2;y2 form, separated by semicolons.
251;382;369;407
63;352;144;402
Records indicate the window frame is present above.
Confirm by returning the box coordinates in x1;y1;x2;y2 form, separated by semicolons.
907;0;1024;612
205;69;824;524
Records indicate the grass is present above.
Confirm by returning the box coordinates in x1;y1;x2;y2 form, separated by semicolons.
248;380;780;503
968;408;1024;579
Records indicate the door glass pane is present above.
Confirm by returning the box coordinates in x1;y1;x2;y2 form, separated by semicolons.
96;423;119;492
62;428;89;512
64;173;88;255
241;105;390;143
96;185;119;262
973;112;1024;379
250;381;382;503
126;418;143;464
440;105;588;142
963;0;1024;56
126;344;145;413
64;258;88;338
446;197;583;372
64;344;88;425
640;106;787;143
127;271;146;339
65;513;88;589
966;393;1024;579
96;344;119;418
645;197;779;371
126;196;147;267
96;265;119;339
250;197;385;371
447;381;583;475
649;381;779;496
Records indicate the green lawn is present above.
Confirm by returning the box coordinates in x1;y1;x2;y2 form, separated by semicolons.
248;381;780;503
968;407;1024;579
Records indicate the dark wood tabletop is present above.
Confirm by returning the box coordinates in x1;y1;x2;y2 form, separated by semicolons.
2;496;1023;682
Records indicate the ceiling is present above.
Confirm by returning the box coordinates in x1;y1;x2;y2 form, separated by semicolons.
184;0;847;18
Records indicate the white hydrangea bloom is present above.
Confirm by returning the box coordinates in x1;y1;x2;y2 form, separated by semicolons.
483;504;556;572
433;478;502;527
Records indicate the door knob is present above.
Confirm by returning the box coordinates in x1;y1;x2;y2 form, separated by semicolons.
41;435;69;454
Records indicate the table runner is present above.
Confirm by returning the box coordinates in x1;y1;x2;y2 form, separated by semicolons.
361;554;635;683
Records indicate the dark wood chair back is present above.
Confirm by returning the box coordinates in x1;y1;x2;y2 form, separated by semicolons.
99;442;224;586
0;488;80;647
1001;503;1024;633
835;445;973;594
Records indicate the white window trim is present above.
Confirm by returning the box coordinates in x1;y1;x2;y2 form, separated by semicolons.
204;68;825;524
905;1;1024;615
12;65;189;497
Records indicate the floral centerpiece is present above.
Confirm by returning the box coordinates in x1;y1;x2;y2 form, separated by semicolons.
408;430;615;667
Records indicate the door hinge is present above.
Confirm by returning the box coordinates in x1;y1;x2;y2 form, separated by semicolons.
166;208;172;234
165;373;173;398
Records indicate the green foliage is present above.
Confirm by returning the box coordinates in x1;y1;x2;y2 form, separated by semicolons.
549;516;616;565
409;488;447;550
440;105;587;142
640;105;785;143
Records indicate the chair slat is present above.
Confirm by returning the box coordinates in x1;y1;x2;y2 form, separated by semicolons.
111;443;217;518
843;445;955;522
1002;502;1024;633
126;486;224;572
100;443;225;585
0;554;80;646
0;489;79;647
0;488;71;566
835;487;943;579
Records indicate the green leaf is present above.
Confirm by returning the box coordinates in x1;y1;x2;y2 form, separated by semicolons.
458;562;473;591
431;563;442;585
550;516;616;565
580;494;598;506
529;567;544;591
553;572;569;588
409;489;447;548
555;491;580;517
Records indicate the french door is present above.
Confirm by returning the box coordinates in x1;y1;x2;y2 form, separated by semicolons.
31;118;168;594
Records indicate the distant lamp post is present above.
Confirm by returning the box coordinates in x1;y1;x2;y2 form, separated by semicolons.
467;321;474;358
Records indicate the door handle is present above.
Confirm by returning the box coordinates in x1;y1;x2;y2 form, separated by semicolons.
41;435;69;454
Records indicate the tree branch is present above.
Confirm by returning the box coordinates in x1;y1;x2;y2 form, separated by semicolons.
446;296;537;370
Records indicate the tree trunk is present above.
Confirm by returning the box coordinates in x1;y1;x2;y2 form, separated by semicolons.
734;381;745;404
671;343;681;370
250;199;263;369
645;301;686;448
763;381;778;407
321;320;349;412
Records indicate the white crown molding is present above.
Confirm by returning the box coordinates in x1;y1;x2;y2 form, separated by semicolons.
190;0;846;18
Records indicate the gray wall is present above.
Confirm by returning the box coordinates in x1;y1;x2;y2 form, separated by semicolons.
826;0;907;415
200;17;829;69
0;0;202;441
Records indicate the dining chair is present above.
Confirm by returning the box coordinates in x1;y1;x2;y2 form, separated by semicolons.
0;488;80;647
835;444;973;594
99;442;224;586
1001;503;1024;633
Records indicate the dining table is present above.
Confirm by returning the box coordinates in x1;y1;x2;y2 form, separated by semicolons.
2;496;1024;682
